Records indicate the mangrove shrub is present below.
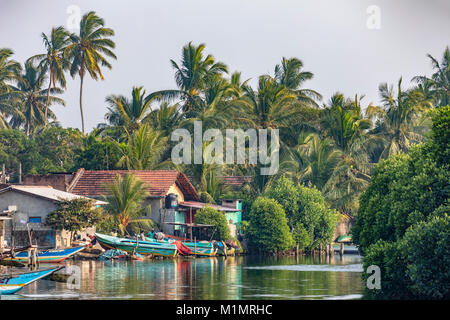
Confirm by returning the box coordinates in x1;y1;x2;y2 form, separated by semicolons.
246;197;293;253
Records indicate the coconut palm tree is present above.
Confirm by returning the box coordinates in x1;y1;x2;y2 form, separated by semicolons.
319;93;374;213
366;78;432;159
0;48;21;88
274;57;322;107
236;75;299;129
153;42;228;112
0;48;21;128
65;11;116;134
103;173;152;236
10;61;64;136
29;26;70;125
413;46;450;107
118;124;168;170
145;102;183;137
104;86;162;138
282;132;342;190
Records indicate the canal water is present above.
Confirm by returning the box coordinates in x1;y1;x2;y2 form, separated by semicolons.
3;254;364;300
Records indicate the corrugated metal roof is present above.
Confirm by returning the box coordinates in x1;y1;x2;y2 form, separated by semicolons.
2;185;107;205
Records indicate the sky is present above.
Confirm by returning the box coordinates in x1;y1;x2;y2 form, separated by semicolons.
1;0;449;132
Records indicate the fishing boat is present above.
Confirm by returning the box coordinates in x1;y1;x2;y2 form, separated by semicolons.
94;233;178;258
153;233;217;257
7;246;86;264
0;266;63;295
176;240;217;257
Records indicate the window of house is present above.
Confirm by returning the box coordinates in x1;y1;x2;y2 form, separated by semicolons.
29;217;42;223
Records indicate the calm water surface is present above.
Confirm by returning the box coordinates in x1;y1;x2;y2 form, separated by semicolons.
3;254;364;300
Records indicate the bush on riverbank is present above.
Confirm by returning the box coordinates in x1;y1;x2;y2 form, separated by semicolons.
355;106;450;299
194;206;231;241
264;176;338;250
246;197;294;253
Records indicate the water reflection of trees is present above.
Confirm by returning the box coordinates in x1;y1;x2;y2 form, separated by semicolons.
25;255;362;299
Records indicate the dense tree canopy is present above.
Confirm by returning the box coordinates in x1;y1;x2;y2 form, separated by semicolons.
354;106;450;299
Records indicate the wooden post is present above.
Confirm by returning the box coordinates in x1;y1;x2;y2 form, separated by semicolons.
326;244;329;256
319;243;322;255
194;237;197;258
340;242;344;255
296;244;299;256
1;164;5;183
18;162;22;184
189;208;193;241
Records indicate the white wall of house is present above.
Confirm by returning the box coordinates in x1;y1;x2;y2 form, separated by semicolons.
0;190;94;248
0;191;58;231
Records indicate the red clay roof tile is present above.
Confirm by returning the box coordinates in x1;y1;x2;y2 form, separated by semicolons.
69;170;199;201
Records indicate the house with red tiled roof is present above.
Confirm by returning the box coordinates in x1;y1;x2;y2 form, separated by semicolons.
23;169;242;237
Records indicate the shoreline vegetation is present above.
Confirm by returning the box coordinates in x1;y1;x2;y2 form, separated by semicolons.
0;10;449;300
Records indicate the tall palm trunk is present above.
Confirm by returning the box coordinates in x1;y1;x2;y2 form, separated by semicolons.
44;69;53;126
79;70;85;134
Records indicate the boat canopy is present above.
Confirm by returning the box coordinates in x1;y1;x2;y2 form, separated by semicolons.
164;222;216;228
178;201;240;212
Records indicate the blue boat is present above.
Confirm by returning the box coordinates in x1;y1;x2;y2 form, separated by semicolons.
7;246;86;263
0;267;62;295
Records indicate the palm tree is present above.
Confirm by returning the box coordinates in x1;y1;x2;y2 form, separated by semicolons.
367;78;432;159
236;75;299;129
274;57;322;107
319;93;374;213
104;86;161;138
10;61;64;136
118;124;168;170
65;11;116;134
282;132;342;189
29;26;70;125
0;48;21;128
103;173;152;236
145;102;183;136
154;42;228;112
0;48;21;88
413;46;450;107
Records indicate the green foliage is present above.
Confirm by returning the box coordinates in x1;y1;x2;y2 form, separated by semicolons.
264;176;338;249
400;215;450;299
194;206;231;241
355;106;450;299
246;197;293;253
430;105;450;166
363;215;450;300
45;198;104;234
103;173;150;236
263;176;299;228
353;142;449;254
362;240;412;299
75;136;124;170
292;223;311;250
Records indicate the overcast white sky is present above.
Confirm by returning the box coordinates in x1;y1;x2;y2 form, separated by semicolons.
1;0;449;132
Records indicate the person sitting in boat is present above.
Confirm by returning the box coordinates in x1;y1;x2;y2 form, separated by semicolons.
154;232;165;242
139;231;146;241
147;228;155;239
